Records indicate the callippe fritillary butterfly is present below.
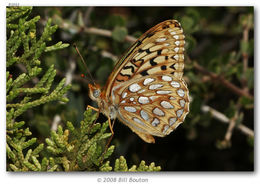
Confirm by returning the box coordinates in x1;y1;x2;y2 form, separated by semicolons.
88;20;190;143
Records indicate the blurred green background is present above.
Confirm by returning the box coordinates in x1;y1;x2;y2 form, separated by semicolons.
26;7;253;171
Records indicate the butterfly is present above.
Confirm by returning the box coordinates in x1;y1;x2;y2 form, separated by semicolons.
88;20;189;143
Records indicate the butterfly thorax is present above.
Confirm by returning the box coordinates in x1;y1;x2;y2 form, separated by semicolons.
88;84;118;119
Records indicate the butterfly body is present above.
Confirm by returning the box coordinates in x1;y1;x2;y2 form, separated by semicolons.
88;20;189;143
88;84;118;120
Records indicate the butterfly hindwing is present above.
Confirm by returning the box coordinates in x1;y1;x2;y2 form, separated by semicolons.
115;74;189;143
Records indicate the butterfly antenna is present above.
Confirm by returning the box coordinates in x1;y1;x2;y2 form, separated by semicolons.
73;44;96;85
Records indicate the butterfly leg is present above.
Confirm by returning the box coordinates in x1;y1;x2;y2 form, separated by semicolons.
111;118;116;128
105;118;115;151
100;118;115;164
86;105;100;131
108;117;115;135
86;105;99;112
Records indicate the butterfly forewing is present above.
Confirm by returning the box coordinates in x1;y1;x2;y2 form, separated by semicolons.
104;20;185;98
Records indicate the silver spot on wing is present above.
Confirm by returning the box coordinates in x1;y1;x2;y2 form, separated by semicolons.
163;125;170;134
138;96;149;104
124;106;136;113
177;109;184;117
133;117;145;126
180;99;185;107
170;81;180;88
149;84;163;90
151;117;160;126
143;78;155;85
156;90;172;95
160;101;174;109
169;117;177;126
129;83;141;92
122;92;127;98
162;75;172;81
177;89;185;97
153;107;165;116
140;110;149;121
156;37;167;42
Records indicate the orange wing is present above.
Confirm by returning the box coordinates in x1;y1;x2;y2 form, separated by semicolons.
103;20;185;100
99;20;188;143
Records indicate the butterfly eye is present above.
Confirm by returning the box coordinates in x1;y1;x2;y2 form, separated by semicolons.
93;89;101;98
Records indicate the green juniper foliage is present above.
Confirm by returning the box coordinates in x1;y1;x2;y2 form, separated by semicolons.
6;6;71;171
45;109;160;171
6;6;161;172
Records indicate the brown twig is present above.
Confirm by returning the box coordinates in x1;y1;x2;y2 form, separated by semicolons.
201;105;254;138
54;14;137;44
220;18;252;143
83;27;137;43
241;18;249;92
91;46;119;61
193;62;253;99
224;109;239;142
